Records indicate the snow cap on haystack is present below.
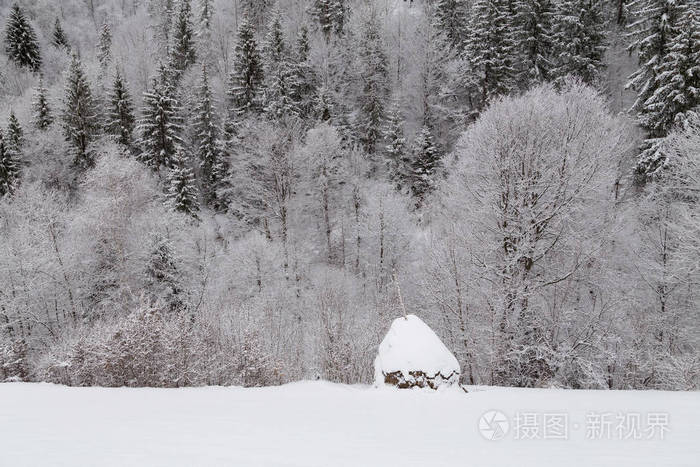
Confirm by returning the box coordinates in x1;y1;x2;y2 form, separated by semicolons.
374;314;460;389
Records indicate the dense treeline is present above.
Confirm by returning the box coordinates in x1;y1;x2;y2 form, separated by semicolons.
0;0;698;390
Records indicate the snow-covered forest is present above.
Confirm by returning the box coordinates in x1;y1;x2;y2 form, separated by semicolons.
0;0;698;391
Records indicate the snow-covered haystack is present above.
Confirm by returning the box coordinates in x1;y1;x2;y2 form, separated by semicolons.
374;314;460;389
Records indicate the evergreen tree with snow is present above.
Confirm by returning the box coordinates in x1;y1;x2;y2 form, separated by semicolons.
166;149;201;219
62;54;99;169
642;11;700;136
409;125;441;204
383;99;407;184
635;9;700;177
627;0;694;178
514;0;555;86
550;0;606;85
261;12;299;119
97;22;113;70
52;18;70;50
107;69;136;147
464;0;519;111
6;112;23;154
433;0;469;50
199;0;213;30
193;64;224;204
626;0;688;116
169;0;197;79
0;129;20;197
355;12;389;155
144;233;183;311
32;76;53;130
138;64;183;170
292;26;318;119
4;4;41;72
227;16;264;116
309;0;347;39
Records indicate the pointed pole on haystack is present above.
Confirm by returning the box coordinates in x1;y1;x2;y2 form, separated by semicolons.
392;267;408;320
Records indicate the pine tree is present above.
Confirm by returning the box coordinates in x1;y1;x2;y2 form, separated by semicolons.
97;22;113;70
138;64;183;170
52;18;70;49
409;125;441;204
635;9;700;177
464;0;519;110
383;99;407;184
144;233;183;310
6;112;23;154
433;0;469;49
107;69;136;147
292;26;318;119
355;13;389;154
0;129;20;197
309;0;347;39
261;12;299;119
169;0;197;79
514;0;555;86
551;0;606;85
4;4;41;72
643;11;700;136
166;149;200;219
626;0;687;115
62;54;99;169
32;76;53;130
199;0;213;30
227;16;264;115
193;64;224;203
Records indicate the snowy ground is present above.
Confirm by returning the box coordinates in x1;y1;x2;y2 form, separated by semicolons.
1;382;699;467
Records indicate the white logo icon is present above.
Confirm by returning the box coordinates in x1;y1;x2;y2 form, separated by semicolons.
479;410;510;440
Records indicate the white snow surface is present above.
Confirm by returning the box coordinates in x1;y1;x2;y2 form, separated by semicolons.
374;314;460;385
3;382;698;467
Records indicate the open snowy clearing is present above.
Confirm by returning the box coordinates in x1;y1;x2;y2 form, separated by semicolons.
1;382;699;467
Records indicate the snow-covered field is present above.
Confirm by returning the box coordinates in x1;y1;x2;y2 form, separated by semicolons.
1;382;699;467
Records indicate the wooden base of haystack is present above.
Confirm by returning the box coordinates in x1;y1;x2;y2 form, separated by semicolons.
383;370;459;389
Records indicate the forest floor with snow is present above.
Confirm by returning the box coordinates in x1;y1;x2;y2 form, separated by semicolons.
1;381;699;466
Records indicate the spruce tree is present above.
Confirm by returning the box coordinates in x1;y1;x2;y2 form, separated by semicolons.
551;0;606;85
52;18;70;49
169;0;197;79
642;11;700;137
309;0;347;39
62;54;99;169
261;12;298;119
200;0;213;30
635;9;700;177
292;26;317;118
626;0;687;115
227;16;264;115
193;64;224;203
433;0;469;49
138;64;183;170
514;0;555;86
383;99;407;184
355;13;389;154
627;0;692;178
409;125;441;204
97;22;113;70
166;149;201;219
144;233;183;310
6;112;24;154
464;0;519;110
0;129;20;197
107;69;136;147
4;4;41;72
32;76;53;130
